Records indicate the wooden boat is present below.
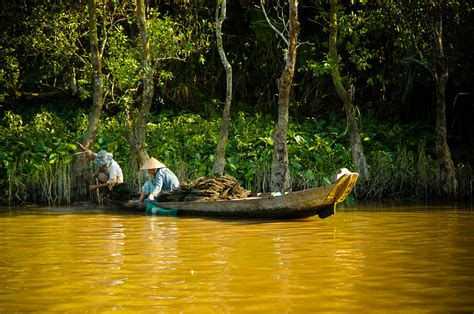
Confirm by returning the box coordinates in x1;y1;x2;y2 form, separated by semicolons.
104;171;359;219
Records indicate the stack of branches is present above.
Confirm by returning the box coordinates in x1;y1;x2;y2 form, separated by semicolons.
163;175;251;202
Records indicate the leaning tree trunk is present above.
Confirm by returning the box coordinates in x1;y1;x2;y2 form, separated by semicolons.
329;0;368;179
72;0;104;201
212;0;233;176
270;0;299;193
431;12;457;197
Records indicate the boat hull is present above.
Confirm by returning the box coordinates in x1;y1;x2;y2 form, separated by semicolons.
104;172;359;219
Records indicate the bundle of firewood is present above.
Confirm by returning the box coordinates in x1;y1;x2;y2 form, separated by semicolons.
163;175;251;202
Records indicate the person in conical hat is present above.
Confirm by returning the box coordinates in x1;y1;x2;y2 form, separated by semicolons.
139;157;180;202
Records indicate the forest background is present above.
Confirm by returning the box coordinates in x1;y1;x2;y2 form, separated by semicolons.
0;0;472;206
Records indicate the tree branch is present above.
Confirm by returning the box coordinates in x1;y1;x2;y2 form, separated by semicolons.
260;0;289;46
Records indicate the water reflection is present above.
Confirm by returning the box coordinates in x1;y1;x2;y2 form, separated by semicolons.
0;204;473;312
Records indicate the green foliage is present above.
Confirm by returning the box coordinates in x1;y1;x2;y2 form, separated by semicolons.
357;146;438;201
388;0;464;76
142;111;355;192
1;111;77;163
0;46;19;102
104;25;141;95
20;2;90;96
102;5;212;113
305;3;381;81
0;108;467;205
0;110;355;203
148;12;203;61
0;1;472;204
0;110;78;205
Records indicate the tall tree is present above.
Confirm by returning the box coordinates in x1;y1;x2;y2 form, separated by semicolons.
84;0;104;151
328;0;368;179
261;0;299;193
429;2;457;196
73;0;105;199
212;0;233;176
126;0;153;167
122;1;209;172
389;0;458;196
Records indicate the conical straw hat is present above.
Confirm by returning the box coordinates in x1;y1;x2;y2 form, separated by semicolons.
140;157;166;170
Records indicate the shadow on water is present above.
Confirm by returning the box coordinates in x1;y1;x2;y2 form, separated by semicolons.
104;207;318;225
0;203;326;227
0;202;105;217
1;200;472;224
341;200;474;212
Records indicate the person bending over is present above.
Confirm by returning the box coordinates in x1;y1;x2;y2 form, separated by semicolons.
139;157;179;202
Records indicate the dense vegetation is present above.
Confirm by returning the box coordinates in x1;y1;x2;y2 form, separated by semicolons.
0;0;472;205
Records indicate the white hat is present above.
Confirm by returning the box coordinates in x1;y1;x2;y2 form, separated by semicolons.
140;157;166;170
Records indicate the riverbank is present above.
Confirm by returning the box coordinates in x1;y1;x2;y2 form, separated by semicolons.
1;110;472;206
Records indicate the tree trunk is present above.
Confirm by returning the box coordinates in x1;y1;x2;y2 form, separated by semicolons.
431;13;457;196
72;0;104;201
84;0;104;151
212;0;233;176
270;0;299;193
130;0;153;166
329;0;368;179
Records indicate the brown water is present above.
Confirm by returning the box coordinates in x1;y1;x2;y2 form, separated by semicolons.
0;203;473;312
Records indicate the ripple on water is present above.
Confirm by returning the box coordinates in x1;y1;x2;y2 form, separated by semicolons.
0;207;473;312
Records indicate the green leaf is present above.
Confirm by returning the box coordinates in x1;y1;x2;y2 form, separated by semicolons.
305;169;315;181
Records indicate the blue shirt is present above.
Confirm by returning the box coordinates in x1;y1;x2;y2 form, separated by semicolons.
150;168;180;197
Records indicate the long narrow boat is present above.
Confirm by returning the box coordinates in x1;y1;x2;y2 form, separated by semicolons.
104;171;359;219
